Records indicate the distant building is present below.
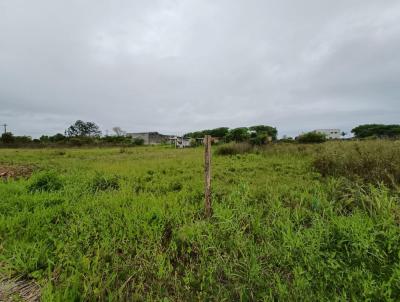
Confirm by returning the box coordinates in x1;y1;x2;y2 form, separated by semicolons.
126;132;171;145
313;129;341;139
170;136;191;148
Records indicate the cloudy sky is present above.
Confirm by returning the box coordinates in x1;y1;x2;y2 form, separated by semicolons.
0;0;399;138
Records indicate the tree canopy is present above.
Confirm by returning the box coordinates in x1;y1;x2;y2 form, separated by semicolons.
226;127;250;142
297;132;326;144
351;124;400;138
184;125;277;144
184;127;229;139
249;125;277;139
66;120;102;137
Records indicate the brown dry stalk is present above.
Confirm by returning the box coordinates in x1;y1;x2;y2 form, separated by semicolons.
0;276;41;302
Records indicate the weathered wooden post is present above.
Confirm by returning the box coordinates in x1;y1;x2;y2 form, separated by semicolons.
204;135;212;217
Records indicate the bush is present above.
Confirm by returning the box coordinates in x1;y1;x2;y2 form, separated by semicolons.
132;138;145;146
28;171;63;193
89;173;120;192
313;140;400;188
249;133;268;145
169;181;183;192
297;132;326;144
68;136;96;146
215;143;253;156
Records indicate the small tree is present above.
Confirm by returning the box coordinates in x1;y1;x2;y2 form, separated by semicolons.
249;125;278;141
1;132;15;144
51;133;66;142
297;132;326;144
14;136;32;143
226;127;250;142
40;135;50;142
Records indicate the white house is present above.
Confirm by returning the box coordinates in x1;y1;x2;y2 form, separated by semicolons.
314;129;341;139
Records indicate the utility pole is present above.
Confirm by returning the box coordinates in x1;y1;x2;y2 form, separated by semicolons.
2;124;7;134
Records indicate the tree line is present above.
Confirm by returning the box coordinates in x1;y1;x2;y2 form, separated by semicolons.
0;120;144;147
1;121;399;146
184;125;278;145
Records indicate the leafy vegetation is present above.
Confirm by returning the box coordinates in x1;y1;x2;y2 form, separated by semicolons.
297;131;327;143
351;124;400;139
88;172;120;193
184;125;277;144
27;171;63;193
314;140;400;188
65;120;102;138
0;141;399;300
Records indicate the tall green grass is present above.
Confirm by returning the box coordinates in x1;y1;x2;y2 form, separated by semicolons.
0;143;399;300
313;140;400;188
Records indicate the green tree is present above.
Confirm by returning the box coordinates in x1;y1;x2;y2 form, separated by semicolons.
297;132;326;144
1;132;15;144
206;127;229;138
40;135;50;142
226;127;250;142
249;125;278;140
249;132;268;145
351;124;400;138
66;120;102;137
14;136;32;143
184;127;229;139
51;133;66;142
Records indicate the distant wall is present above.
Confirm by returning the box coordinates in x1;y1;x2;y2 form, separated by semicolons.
127;132;170;145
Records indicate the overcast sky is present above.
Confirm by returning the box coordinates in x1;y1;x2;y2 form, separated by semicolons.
1;0;399;138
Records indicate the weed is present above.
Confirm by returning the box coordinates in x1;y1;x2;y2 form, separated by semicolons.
313;140;400;188
89;173;120;192
169;181;182;192
27;171;63;193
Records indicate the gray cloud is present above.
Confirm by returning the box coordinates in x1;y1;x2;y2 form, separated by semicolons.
1;0;399;137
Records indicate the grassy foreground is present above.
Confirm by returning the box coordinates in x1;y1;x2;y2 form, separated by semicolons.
0;143;400;301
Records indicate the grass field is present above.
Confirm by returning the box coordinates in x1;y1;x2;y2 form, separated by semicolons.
1;142;400;301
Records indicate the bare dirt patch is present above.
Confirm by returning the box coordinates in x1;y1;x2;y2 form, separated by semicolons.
0;165;34;180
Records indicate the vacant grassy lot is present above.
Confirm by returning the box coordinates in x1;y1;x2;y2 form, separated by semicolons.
1;142;399;301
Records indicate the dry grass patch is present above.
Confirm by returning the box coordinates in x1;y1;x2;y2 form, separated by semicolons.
0;275;41;302
0;165;34;180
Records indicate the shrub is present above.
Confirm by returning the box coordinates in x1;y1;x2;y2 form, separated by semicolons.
28;171;63;193
249;133;268;145
89;173;120;192
169;181;183;192
215;143;253;156
132;138;145;146
313;140;400;188
68;136;96;146
297;132;326;144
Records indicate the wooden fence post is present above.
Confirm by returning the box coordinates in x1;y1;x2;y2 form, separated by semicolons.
204;135;212;217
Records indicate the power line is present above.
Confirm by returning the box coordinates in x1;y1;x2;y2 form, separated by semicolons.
2;123;7;134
